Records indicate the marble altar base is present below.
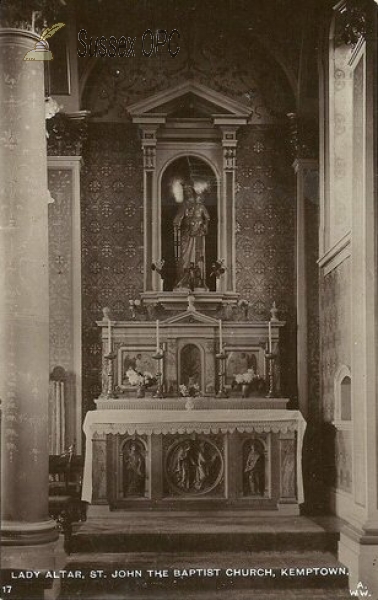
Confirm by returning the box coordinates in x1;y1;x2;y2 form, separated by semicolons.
82;404;305;514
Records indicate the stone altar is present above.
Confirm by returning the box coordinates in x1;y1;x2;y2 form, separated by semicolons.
82;300;306;514
82;406;306;513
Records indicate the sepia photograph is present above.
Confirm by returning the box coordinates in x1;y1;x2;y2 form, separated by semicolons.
0;0;377;598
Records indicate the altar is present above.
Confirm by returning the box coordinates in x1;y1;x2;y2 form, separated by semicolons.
82;298;306;514
82;405;305;513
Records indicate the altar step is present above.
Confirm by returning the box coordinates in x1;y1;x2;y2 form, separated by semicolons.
70;512;341;554
58;513;350;599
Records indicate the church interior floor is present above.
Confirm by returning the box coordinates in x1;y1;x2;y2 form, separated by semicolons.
54;512;351;599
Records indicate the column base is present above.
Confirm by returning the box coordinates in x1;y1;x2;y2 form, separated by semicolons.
1;519;58;546
338;522;378;598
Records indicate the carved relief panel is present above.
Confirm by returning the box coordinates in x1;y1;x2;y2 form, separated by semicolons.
163;434;224;497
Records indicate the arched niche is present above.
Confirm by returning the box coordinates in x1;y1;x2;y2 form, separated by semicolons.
126;81;252;302
160;156;218;292
179;343;204;391
334;364;352;424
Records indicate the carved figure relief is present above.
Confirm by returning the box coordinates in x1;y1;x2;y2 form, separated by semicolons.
166;438;223;495
122;439;146;497
243;439;265;496
280;439;296;498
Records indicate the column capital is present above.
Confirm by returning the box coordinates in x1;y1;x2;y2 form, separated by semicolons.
0;1;62;32
47;111;90;157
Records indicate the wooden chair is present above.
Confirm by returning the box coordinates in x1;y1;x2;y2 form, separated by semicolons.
49;446;86;553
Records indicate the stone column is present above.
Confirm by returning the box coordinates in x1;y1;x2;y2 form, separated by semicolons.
220;126;238;293
0;29;58;566
133;119;164;292
293;158;319;420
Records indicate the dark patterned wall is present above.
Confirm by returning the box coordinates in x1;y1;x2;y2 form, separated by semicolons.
48;169;74;373
74;20;299;409
79;122;296;408
81;123;144;409
236;126;296;396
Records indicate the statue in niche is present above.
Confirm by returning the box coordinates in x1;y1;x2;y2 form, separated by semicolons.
173;182;210;290
244;441;265;496
123;440;146;497
281;440;295;497
173;440;192;491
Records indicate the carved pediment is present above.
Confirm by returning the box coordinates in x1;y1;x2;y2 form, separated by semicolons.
127;81;252;122
162;302;219;326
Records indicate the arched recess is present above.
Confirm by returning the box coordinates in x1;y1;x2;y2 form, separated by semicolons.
125;81;252;299
333;364;352;425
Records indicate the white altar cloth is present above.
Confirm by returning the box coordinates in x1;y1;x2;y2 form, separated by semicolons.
82;408;306;504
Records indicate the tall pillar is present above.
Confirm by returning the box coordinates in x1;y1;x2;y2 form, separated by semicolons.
293;158;319;420
0;29;58;566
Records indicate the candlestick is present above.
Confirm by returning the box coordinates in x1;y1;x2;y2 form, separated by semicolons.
216;349;228;398
153;348;164;398
156;319;160;351
268;320;272;353
265;351;276;398
108;318;112;353
219;319;223;350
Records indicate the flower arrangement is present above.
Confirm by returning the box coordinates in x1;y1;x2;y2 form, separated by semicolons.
179;382;201;397
125;368;156;389
232;369;265;396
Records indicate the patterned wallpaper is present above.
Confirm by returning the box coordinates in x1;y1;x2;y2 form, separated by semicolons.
48;169;74;373
235;126;296;397
83;32;293;122
79;121;297;408
81;123;144;409
320;258;351;423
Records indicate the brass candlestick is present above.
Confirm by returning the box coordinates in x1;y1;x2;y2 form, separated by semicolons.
216;349;228;398
265;351;276;398
153;349;164;398
104;349;117;398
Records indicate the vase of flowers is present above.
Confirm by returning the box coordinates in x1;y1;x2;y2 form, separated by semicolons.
233;369;264;397
126;368;157;397
179;379;201;398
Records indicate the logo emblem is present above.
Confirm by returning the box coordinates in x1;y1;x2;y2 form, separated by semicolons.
24;23;65;61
